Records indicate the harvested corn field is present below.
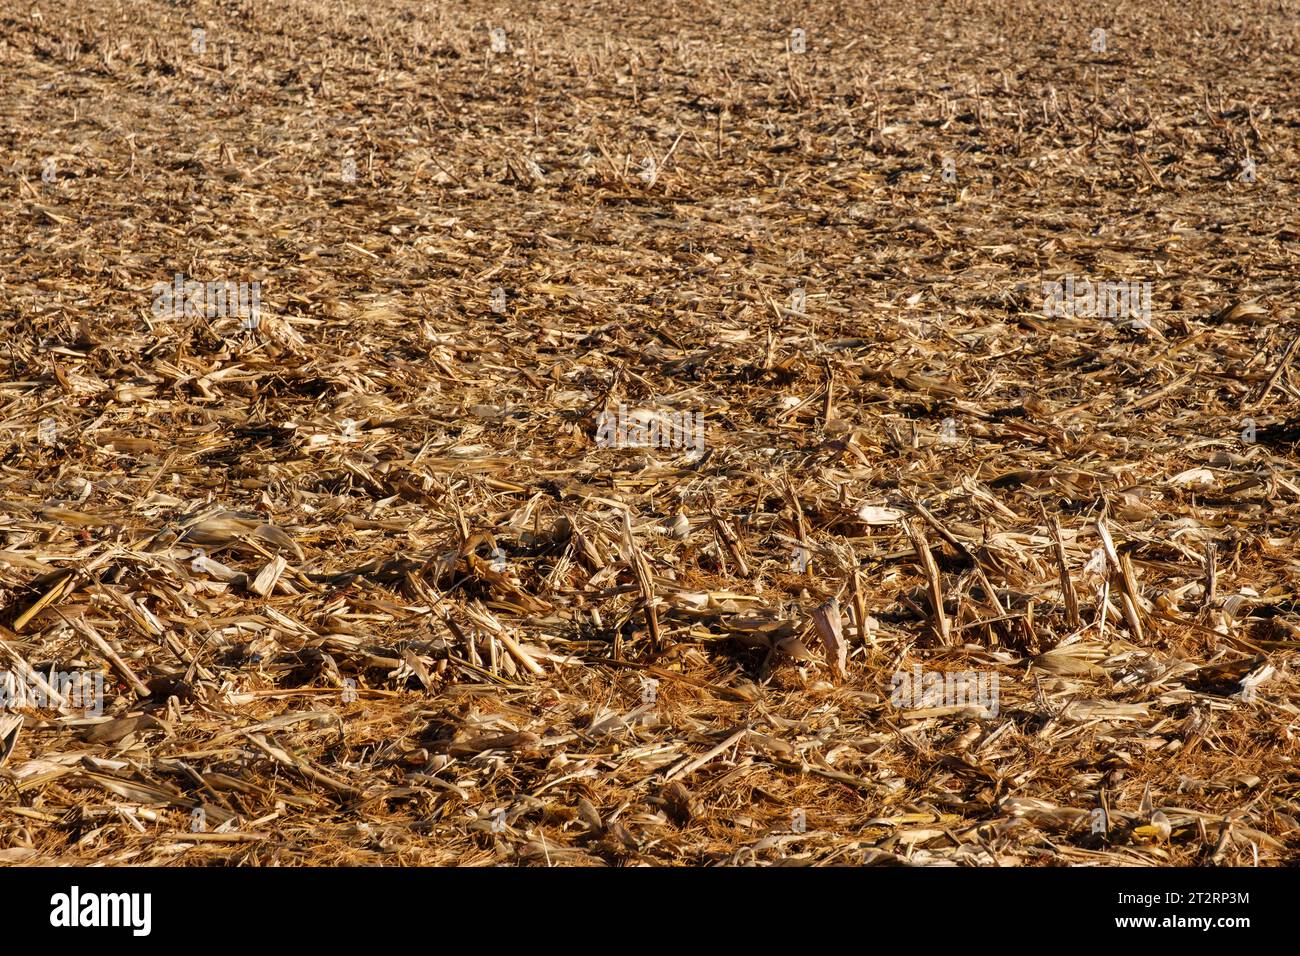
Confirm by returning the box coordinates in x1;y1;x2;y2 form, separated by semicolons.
0;0;1298;868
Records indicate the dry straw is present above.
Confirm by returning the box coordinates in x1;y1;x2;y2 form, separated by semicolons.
0;0;1296;866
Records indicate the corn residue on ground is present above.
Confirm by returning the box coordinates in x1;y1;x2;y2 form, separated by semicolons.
0;0;1298;865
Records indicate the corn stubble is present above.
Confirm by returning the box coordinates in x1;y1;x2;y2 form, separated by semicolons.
0;0;1297;866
